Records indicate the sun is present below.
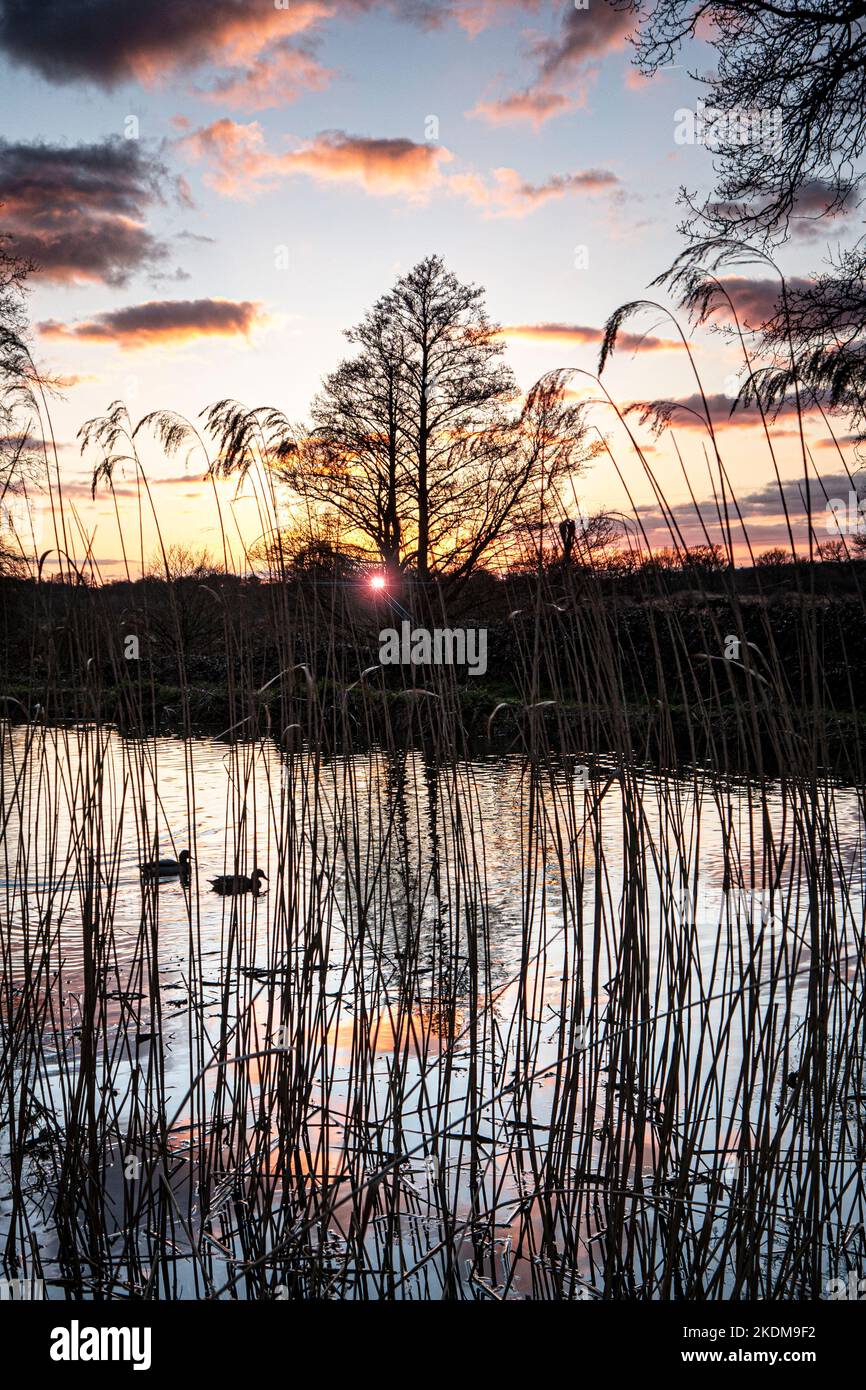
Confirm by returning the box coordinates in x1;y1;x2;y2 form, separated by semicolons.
369;574;386;591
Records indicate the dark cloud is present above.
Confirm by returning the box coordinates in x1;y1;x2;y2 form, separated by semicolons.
708;179;859;243
0;431;47;451
38;297;266;349
714;276;814;327
0;137;165;215
815;435;864;450
470;2;634;128
791;177;860;239
0;137;177;285
0;0;291;85
793;177;858;218
734;472;860;519
534;2;633;80
632;471;864;551
629;391;828;431
0;0;474;88
7;220;166;287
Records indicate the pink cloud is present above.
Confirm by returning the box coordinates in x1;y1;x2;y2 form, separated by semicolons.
502;323;682;351
473;1;636;128
469;88;578;129
451;166;620;218
533;2;634;79
624;67;655;92
196;42;334;111
713;276;814;327
451;0;541;37
178;120;452;200
178;119;619;220
627;393;827;432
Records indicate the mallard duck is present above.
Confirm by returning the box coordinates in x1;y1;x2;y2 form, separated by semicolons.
209;867;267;896
140;849;191;880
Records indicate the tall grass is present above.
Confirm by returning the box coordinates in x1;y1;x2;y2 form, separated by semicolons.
1;350;865;1301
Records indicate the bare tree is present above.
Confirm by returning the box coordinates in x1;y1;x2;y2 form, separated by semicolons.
615;0;866;439
128;260;592;591
285;259;590;589
0;233;44;573
625;0;865;243
144;543;222;582
755;546;795;568
378;255;515;581
289;300;407;568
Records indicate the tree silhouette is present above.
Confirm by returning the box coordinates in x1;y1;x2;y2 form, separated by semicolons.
295;299;407;569
287;256;589;587
622;0;866;439
0;229;40;572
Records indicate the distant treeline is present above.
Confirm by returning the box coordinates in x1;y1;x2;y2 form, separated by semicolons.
2;561;865;771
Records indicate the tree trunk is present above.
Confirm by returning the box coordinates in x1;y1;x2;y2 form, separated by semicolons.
416;348;430;581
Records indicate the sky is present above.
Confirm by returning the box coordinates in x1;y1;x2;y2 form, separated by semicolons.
0;0;860;574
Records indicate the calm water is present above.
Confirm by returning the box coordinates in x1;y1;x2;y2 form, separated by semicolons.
2;726;864;1298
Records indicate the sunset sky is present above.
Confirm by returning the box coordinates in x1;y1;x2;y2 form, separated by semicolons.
0;0;859;573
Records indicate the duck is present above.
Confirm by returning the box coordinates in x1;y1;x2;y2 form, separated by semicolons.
140;849;191;881
209;867;267;896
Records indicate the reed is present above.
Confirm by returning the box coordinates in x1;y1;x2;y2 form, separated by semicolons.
1;340;864;1301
